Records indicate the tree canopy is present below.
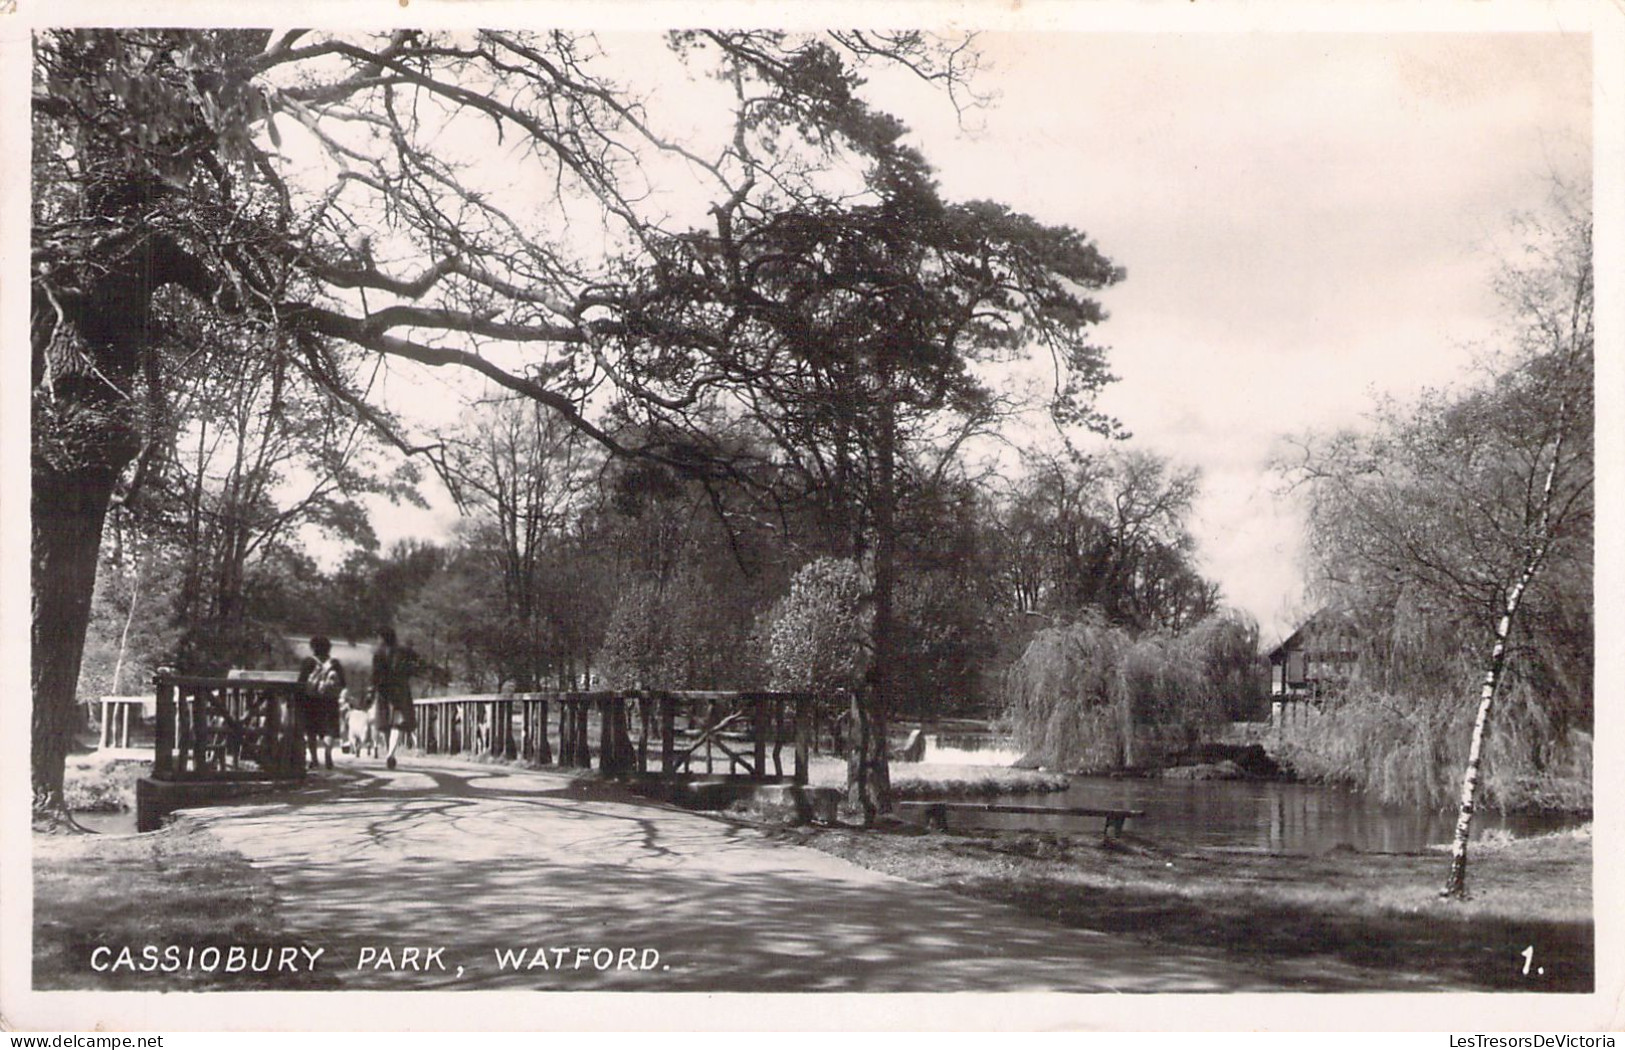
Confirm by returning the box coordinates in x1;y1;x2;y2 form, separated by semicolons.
31;29;1126;817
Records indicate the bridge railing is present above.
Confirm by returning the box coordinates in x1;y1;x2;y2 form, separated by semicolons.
413;690;824;784
152;673;307;781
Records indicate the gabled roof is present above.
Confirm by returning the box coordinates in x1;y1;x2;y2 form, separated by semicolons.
1266;607;1358;663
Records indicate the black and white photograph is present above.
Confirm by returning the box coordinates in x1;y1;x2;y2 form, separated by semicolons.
3;0;1620;1034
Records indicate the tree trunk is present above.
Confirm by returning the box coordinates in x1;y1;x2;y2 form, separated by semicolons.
110;552;144;695
32;463;122;820
848;387;896;825
1440;567;1534;899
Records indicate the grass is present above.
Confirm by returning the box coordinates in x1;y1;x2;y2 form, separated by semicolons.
807;756;1068;798
61;753;149;813
33;820;339;991
787;819;1592;992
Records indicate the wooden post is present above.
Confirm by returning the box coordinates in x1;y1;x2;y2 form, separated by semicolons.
597;697;611;773
284;690;306;779
154;676;175;779
771;695;785;778
565;699;577;767
175;688;192;776
576;701;591;768
537;699;552;765
561;699;577;767
599;697;629;775
704;698;716;774
263;689;281;776
794;694;810;786
661;693;676;775
752;695;768;781
190;687;208;775
637;693;651;773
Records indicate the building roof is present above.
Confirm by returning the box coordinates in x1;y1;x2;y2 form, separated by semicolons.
1265;608;1358;663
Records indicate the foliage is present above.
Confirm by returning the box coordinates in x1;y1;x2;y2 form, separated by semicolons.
891;569;993;717
1278;685;1592;813
768;558;871;694
446;400;604;689
594;570;757;691
1003;612;1263;771
1278;198;1592;894
1279;203;1592;834
31;29;1118;818
996;449;1219;632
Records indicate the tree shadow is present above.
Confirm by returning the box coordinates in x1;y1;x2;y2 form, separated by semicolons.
180;762;1319;992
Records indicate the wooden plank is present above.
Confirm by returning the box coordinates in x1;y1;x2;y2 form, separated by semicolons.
898;800;1143;839
895;801;1145;818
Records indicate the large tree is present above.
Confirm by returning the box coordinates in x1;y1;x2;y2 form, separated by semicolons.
445;399;601;690
997;449;1219;632
32;29;1120;820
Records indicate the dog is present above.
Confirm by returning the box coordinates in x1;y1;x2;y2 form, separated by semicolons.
342;689;379;759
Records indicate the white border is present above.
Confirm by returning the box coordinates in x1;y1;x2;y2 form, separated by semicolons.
2;0;1620;1034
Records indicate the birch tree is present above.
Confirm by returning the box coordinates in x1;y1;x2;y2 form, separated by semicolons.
1285;205;1593;897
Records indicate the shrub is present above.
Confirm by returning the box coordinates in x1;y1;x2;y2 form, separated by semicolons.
767;558;870;693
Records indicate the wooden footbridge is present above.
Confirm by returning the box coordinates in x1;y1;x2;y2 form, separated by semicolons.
151;673;824;785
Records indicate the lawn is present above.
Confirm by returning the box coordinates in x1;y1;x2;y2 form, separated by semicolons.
791;819;1593;992
33;821;339;991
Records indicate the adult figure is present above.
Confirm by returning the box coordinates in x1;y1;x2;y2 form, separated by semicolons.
372;626;418;770
296;636;344;771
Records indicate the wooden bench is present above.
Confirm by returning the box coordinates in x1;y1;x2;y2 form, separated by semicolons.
897;800;1146;840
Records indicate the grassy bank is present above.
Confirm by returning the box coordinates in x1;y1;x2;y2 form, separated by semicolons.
791;820;1592;992
62;753;149;814
33;820;338;991
807;756;1068;798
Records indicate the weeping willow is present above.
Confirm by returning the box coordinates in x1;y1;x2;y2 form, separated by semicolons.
1005;612;1261;771
1278;604;1593;813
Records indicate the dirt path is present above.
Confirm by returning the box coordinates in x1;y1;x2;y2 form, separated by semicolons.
183;756;1306;993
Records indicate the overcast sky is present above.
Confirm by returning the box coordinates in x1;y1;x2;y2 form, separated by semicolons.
915;31;1592;638
359;27;1591;641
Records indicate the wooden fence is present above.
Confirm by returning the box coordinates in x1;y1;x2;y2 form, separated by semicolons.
152;674;825;786
152;673;307;781
413;690;822;784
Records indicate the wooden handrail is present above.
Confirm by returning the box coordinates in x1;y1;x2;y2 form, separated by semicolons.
152;673;306;782
410;689;823;784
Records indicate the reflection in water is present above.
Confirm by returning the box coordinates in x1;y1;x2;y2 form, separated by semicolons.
951;776;1583;854
71;810;139;835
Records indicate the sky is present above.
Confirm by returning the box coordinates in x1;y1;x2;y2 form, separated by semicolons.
904;31;1593;639
352;26;1592;643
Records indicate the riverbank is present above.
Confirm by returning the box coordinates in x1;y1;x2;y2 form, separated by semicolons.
788;818;1592;992
807;756;1069;798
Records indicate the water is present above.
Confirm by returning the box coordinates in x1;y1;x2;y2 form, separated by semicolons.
71;810;140;835
921;734;1024;767
942;775;1584;854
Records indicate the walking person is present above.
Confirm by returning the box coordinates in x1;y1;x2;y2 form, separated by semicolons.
297;635;345;771
372;626;418;770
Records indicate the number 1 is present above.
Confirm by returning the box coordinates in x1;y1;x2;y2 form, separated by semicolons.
1521;946;1534;975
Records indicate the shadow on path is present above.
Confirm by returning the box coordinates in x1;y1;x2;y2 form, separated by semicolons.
185;758;1459;993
